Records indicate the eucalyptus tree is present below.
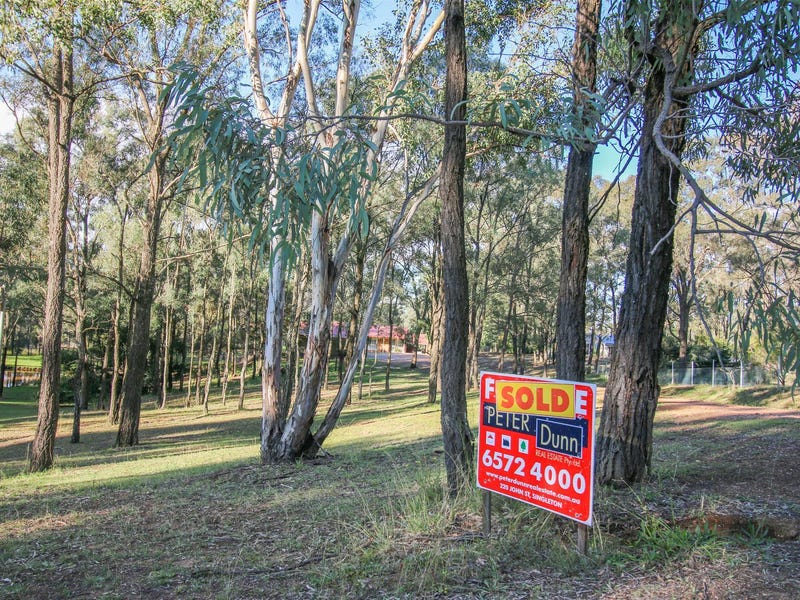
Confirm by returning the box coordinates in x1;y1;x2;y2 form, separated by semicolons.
753;263;800;388
464;154;561;387
663;155;800;384
219;239;246;406
279;0;447;461
86;121;141;421
0;0;112;470
66;159;103;442
170;0;445;462
438;0;473;495
381;195;443;403
85;1;240;446
555;0;602;382
596;0;800;485
69;113;137;416
464;161;503;390
156;208;190;407
0;138;43;269
585;176;631;372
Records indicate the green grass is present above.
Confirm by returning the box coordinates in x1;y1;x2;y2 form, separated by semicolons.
660;384;796;408
0;386;39;425
3;354;42;368
0;365;795;599
621;513;726;566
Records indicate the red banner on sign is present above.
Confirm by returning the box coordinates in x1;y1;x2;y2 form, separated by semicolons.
476;372;596;525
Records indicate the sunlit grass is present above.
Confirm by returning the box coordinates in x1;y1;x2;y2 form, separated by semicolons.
0;366;468;488
660;384;796;408
3;353;42;368
0;364;794;598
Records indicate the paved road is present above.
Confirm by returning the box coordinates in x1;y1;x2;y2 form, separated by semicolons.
366;351;430;370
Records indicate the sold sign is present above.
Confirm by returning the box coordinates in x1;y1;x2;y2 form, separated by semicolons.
477;372;596;526
497;382;575;416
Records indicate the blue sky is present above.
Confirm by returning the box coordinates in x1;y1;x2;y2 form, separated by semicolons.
0;104;13;136
594;144;637;181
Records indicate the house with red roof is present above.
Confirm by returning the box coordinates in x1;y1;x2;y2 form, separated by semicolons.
298;321;428;355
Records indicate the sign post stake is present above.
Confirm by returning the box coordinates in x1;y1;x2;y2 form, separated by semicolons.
482;491;492;536
577;523;589;555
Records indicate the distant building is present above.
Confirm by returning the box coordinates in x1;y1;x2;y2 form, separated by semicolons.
586;333;614;359
366;325;428;353
298;321;428;355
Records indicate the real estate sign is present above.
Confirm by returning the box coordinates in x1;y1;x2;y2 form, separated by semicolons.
476;372;596;525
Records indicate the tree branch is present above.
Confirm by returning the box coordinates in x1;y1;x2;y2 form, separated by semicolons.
244;0;276;125
673;59;762;97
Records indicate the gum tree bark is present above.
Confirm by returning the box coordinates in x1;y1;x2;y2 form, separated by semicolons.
555;0;601;382
308;173;438;451
108;204;127;424
244;0;302;462
245;0;445;461
439;0;473;496
427;229;443;403
113;9;220;445
672;265;693;360
116;148;166;446
69;204;91;442
596;0;697;484
30;38;74;472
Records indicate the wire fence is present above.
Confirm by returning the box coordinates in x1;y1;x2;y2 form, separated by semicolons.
657;362;774;387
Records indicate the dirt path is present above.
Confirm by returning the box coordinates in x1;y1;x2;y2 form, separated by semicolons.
590;394;800;599
657;395;800;425
654;395;800;511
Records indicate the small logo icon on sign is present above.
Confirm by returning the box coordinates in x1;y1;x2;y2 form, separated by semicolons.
485;431;495;446
519;438;529;454
501;435;511;450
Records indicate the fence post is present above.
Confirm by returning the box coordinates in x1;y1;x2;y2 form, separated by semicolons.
691;361;695;385
712;360;715;387
671;361;675;385
740;362;744;387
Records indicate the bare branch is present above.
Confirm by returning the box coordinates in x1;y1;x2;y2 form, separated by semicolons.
297;0;323;132
673;59;762;97
244;0;276;125
334;0;361;120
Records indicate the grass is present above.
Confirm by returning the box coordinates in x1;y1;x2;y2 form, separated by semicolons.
2;354;43;369
0;386;40;424
0;365;797;599
622;513;726;566
660;383;797;408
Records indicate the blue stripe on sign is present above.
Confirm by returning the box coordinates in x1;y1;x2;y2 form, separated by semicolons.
535;419;583;458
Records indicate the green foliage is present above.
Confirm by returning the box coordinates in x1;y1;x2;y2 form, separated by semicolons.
716;287;753;360
692;0;800;202
661;335;734;366
738;520;770;546
753;289;800;391
162;66;376;264
619;513;725;566
0;141;45;258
